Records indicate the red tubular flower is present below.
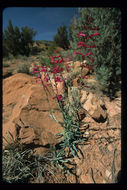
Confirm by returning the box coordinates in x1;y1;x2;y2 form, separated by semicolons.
50;61;55;64
73;50;85;57
56;95;63;101
36;80;41;83
54;76;63;83
77;41;84;47
81;76;88;79
73;50;77;55
83;45;97;48
53;55;61;58
40;66;47;72
53;95;63;101
50;56;54;62
32;70;39;74
35;75;41;79
51;65;63;75
77;31;81;37
83;25;88;30
54;60;59;64
80;33;87;37
84;52;93;56
87;56;94;62
66;66;71;72
77;31;87;37
75;51;84;57
33;66;39;70
58;58;65;64
43;74;49;82
85;65;93;70
90;32;100;37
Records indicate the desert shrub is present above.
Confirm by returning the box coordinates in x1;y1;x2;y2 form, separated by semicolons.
15;54;28;61
2;133;35;183
2;132;67;183
16;62;30;75
8;54;15;60
30;46;41;55
3;62;10;67
47;43;57;56
39;56;51;67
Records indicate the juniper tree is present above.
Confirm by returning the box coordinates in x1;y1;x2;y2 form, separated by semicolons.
53;23;70;50
3;20;37;57
3;20;20;56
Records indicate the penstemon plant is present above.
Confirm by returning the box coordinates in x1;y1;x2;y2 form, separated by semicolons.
32;22;100;171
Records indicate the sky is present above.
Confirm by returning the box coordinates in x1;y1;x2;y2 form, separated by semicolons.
3;7;80;41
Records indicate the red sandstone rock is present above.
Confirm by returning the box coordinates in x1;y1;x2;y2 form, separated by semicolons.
3;73;62;148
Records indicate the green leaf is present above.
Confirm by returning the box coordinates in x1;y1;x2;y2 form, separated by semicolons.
70;147;75;157
58;163;64;170
72;144;78;155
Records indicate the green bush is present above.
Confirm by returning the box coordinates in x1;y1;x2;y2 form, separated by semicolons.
16;62;30;74
2;133;35;183
15;54;28;61
2;132;66;183
39;56;51;67
3;62;10;67
3;20;37;57
53;23;70;50
69;8;121;99
47;43;57;56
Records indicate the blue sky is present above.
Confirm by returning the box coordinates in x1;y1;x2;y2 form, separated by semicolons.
3;7;80;41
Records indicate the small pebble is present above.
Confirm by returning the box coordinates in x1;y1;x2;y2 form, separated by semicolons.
105;169;112;180
76;168;82;176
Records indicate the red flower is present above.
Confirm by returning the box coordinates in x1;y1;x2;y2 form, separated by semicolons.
90;32;100;37
73;50;77;55
32;70;39;74
50;56;54;61
56;95;63;101
83;25;88;30
53;95;63;101
77;41;84;47
66;66;71;72
35;75;41;79
77;31;87;37
84;52;93;56
33;66;39;70
53;55;61;58
51;65;63;75
73;50;84;57
58;58;65;64
85;65;93;70
54;76;63;83
36;80;41;83
40;66;47;72
87;56;94;62
43;74;49;82
81;76;88;79
83;45;97;48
